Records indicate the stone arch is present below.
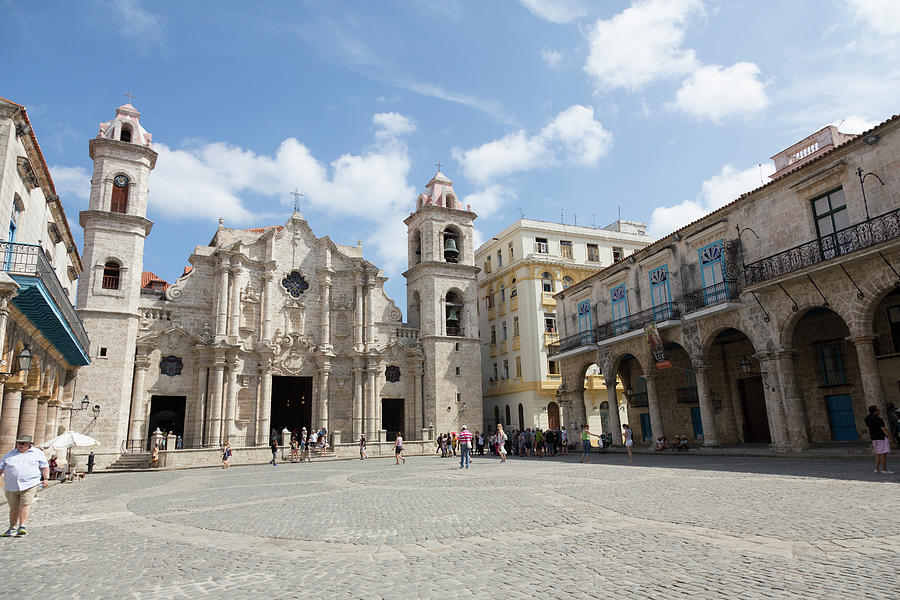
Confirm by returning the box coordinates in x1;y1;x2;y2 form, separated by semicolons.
411;229;422;265
778;301;854;351
120;123;133;142
408;290;421;329
700;325;765;360
441;225;463;263
859;280;900;336
444;287;465;336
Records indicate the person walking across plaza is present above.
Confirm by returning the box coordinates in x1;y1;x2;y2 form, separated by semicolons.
622;424;634;462
579;425;602;463
270;436;279;466
0;435;49;537
395;434;406;465
359;434;367;460
458;425;474;469
221;441;232;468
496;424;508;463
865;405;894;474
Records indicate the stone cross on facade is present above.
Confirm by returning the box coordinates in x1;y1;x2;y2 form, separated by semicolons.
124;88;137;104
434;162;442;172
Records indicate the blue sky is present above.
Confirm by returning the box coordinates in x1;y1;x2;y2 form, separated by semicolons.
3;0;898;306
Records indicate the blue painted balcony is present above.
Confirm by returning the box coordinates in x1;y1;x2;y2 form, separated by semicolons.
1;242;90;366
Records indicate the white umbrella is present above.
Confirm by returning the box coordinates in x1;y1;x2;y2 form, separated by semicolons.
40;430;101;451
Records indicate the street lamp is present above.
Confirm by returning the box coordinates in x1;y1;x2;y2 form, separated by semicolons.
739;355;768;381
60;395;93;414
0;345;33;378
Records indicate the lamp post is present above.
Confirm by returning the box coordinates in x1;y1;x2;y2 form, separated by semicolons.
739;355;768;381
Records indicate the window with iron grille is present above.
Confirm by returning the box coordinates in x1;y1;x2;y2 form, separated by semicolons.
102;261;121;289
815;342;847;387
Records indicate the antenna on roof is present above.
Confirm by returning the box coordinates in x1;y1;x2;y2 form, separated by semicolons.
574;214;577;226
518;208;525;219
592;214;596;228
618;206;621;222
758;163;764;185
560;209;564;224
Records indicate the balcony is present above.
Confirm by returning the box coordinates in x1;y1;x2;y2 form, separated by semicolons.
0;242;90;366
548;329;597;357
510;296;518;312
683;280;741;313
597;302;680;341
393;326;420;346
542;292;556;309
744;207;900;285
675;386;699;404
543;331;559;346
446;325;464;337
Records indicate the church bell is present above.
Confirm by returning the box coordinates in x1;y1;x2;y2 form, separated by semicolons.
446;307;460;322
443;237;459;256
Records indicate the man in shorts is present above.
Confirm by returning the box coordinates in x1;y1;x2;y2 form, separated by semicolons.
1;435;49;537
865;405;894;474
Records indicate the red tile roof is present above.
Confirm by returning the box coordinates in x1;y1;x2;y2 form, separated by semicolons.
141;271;169;290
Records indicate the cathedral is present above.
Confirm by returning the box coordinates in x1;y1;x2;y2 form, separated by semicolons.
73;103;482;462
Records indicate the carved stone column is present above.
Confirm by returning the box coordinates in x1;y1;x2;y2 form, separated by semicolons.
354;281;364;348
603;376;621;445
215;259;230;338
694;365;719;446
321;276;332;347
0;383;23;452
318;364;330;431
228;262;244;340
262;273;275;341
192;364;207;447
17;391;39;442
769;351;805;446
756;353;788;445
44;403;59;442
257;359;273;444
366;281;376;347
352;365;363;440
224;355;240;439
645;373;664;441
33;399;48;445
849;335;888;416
207;358;226;446
129;353;151;441
366;366;377;438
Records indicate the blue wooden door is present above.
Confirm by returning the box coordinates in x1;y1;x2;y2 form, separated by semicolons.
639;412;652;442
825;394;858;441
690;407;704;440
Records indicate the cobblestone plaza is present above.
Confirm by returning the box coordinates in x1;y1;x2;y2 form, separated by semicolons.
3;454;897;599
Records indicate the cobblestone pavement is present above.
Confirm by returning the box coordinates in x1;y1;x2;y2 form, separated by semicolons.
2;453;897;599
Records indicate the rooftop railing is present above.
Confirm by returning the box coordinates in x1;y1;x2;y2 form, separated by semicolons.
0;242;89;353
744;207;900;285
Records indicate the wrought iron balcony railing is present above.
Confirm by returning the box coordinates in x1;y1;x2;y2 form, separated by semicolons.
548;329;597;357
597;302;680;341
744;207;900;285
0;242;90;353
682;279;742;313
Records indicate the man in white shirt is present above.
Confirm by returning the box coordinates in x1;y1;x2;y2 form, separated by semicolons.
0;435;49;537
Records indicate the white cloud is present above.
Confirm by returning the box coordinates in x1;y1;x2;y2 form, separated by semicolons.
466;185;516;219
583;0;703;92
373;112;416;139
669;62;769;123
124;112;418;275
648;162;775;237
452;105;612;184
833;115;877;134
107;0;163;52
49;165;91;203
844;0;900;35
519;0;586;24
541;48;563;69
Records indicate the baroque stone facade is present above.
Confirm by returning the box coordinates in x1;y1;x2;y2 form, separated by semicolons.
74;105;482;463
551;115;900;449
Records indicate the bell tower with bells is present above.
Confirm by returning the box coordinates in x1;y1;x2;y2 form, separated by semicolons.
404;169;483;434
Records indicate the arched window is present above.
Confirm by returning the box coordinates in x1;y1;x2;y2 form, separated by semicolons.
111;174;129;214
493;406;500;427
102;261;121;290
120;124;132;142
563;276;574;289
446;291;463;336
413;231;422;264
510;278;517;298
542;272;553;293
505;404;511;427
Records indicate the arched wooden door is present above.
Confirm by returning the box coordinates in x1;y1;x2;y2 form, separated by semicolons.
547;402;560;430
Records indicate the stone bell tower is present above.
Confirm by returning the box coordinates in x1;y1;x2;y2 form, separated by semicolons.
75;103;157;449
404;171;482;433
